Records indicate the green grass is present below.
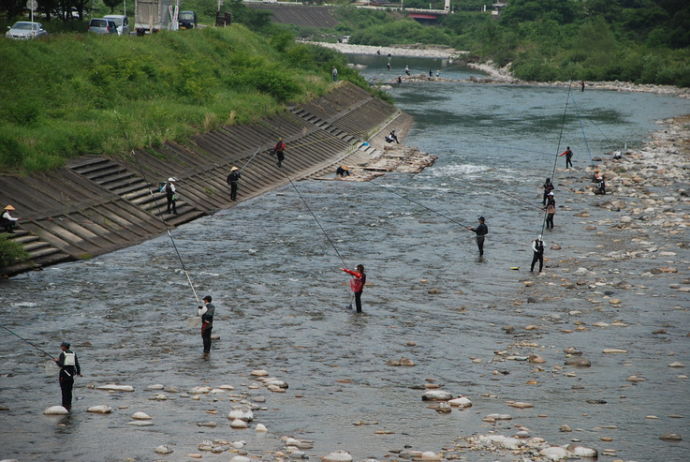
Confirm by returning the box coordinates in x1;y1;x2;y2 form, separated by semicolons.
0;233;29;268
0;25;362;173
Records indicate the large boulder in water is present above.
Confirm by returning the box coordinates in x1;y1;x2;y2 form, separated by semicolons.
422;389;452;401
95;384;134;392
43;406;69;415
228;405;253;421
322;450;353;462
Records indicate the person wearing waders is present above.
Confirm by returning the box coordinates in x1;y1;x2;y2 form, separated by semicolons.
226;166;241;201
198;295;215;357
468;217;488;257
164;177;177;215
542;178;554;205
274;138;286;168
340;265;366;313
545;192;556;230
559;146;574;169
54;341;80;412
530;235;545;273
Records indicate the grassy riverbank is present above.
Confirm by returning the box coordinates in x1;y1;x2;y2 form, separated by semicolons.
0;25;367;173
299;2;690;87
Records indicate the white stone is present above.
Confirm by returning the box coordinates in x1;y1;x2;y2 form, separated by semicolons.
250;369;269;377
128;420;154;426
568;444;598;458
540;447;570;461
146;384;164;390
230;419;248;429
95;384;134;392
322;450;353;462
190;386;211;394
43;406;69;415
228;405;254;421
477;434;521;450
420;451;441;461
483;413;512;421
154;445;173;454
87;405;113;414
132;411;152;420
448;397;472;408
421;389;452;401
231;441;246;449
265;379;288;389
255;423;268;432
219;384;235;390
230;456;251;462
574;267;589;275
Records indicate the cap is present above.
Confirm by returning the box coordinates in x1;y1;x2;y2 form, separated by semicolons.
538;234;543;240
4;204;15;211
60;341;70;348
479;216;485;221
168;177;176;182
202;295;212;302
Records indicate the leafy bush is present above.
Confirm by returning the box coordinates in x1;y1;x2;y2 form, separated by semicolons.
0;234;29;268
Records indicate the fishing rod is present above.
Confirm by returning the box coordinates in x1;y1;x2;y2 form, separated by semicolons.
385;189;474;230
114;111;200;305
490;190;547;212
567;94;595;167
0;325;55;359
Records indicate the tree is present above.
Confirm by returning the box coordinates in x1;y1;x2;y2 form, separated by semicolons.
103;0;122;14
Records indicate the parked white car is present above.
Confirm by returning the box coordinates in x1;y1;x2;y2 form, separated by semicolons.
5;21;48;40
104;15;130;36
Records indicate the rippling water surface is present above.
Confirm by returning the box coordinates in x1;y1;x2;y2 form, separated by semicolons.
1;59;688;461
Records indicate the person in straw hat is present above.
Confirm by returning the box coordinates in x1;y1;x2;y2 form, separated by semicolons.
226;166;241;201
1;204;18;233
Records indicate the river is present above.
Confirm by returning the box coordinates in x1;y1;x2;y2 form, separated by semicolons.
0;57;688;461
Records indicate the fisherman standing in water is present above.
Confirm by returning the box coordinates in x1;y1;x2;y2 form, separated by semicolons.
340;264;366;313
559;146;574;169
545;192;556;230
468;216;488;257
542;178;554;205
530;235;545;273
54;341;81;412
197;295;215;357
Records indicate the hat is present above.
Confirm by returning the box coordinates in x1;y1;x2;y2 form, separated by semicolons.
168;177;176;182
203;295;212;302
230;166;239;171
4;204;15;211
60;341;70;348
548;192;554;196
478;216;485;221
538;234;543;240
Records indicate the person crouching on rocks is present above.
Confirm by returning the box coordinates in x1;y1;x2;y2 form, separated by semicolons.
336;165;350;177
340;264;366;313
1;204;19;233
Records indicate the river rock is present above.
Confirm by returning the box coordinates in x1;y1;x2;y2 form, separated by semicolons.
190;386;211;394
322;450;353;462
230;419;248;429
43;406;69;415
264;379;289;389
230;456;251;462
219;384;235;390
421;389;452;401
508;401;533;409
540;446;569;460
559;424;572;432
420;451;441;461
565;357;591;367
154;445;173;454
659;433;682;441
476;434;521;450
567;444;598;457
602;348;627;354
563;347;582;355
668;361;685;368
448;397;472;408
251;369;269;377
255;423;268;432
96;384;134;392
228;406;254;421
627;375;646;383
146;384;164;390
483;413;512;422
128;420;153;426
87;405;112;414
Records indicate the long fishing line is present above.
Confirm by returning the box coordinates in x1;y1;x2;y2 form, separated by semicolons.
0;325;54;359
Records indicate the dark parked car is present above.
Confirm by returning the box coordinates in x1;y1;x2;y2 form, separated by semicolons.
178;11;197;30
88;18;118;35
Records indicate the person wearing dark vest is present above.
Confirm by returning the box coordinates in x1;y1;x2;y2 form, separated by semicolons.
340;264;366;313
530;235;545;273
226;166;241;201
54;341;81;411
545;192;556;230
197;295;215;357
164;177;177;215
336;165;350;177
542;178;554;205
468;216;488;257
274;138;286;168
559;146;574;168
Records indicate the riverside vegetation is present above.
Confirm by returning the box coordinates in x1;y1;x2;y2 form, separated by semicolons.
298;0;689;87
0;24;371;173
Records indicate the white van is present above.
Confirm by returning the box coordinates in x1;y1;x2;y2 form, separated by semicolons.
104;15;130;35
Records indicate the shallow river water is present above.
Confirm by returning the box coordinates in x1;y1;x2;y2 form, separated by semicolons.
1;59;688;461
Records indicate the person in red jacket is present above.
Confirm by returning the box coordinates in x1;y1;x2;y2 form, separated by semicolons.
274;137;286;168
559;146;573;168
340;264;366;313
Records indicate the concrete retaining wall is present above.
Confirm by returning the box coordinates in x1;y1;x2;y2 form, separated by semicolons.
0;83;400;276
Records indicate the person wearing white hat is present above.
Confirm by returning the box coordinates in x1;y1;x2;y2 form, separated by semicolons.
164;178;177;215
531;235;545;273
1;204;18;233
226;166;241;201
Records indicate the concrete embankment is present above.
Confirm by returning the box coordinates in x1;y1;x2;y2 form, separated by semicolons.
0;83;405;276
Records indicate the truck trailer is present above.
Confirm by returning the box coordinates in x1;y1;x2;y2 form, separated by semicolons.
135;0;175;35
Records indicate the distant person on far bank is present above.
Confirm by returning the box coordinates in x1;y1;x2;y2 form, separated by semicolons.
1;204;18;233
581;80;585;92
559;146;574;168
468;216;488;257
385;130;399;144
226;166;241;201
336;165;350;177
405;65;410;76
273;137;286;168
332;67;338;82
